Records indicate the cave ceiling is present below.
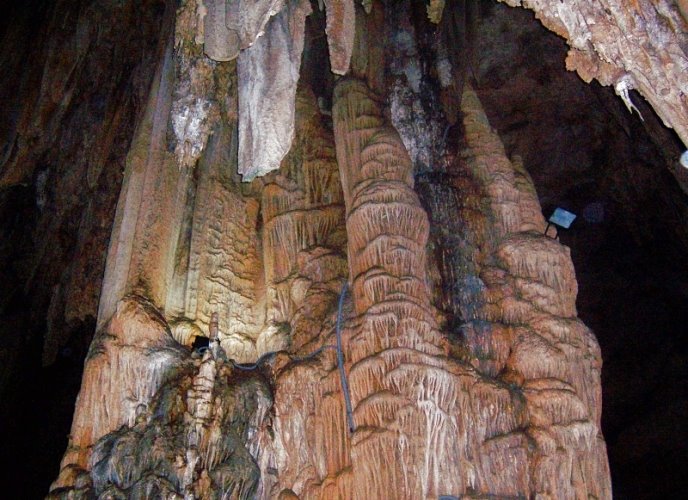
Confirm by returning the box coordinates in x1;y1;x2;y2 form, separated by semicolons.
173;0;688;183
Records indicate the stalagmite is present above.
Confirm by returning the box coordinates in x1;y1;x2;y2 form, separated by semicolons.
252;35;608;495
452;84;610;497
51;343;272;498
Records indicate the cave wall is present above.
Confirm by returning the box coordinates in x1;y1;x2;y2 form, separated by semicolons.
497;0;688;154
0;0;172;364
0;0;171;494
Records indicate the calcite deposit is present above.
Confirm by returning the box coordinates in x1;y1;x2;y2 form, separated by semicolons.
323;0;356;75
45;1;613;497
237;0;312;181
2;0;684;497
195;0;357;180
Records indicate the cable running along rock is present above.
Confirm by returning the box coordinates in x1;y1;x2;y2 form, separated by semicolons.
227;281;356;433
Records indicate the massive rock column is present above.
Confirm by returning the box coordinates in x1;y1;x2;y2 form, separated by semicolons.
332;77;451;498
47;2;615;498
257;43;610;499
457;84;612;498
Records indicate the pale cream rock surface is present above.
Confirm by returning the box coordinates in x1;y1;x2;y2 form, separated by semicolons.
237;0;312;181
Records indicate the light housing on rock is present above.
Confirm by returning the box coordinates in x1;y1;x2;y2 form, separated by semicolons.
549;207;577;229
680;150;688;169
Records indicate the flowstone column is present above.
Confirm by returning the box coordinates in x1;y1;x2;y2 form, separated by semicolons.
332;78;451;498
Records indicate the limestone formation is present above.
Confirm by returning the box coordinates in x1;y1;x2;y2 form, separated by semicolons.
331;77;449;498
50;330;271;498
198;0;357;180
199;0;286;61
51;295;189;490
259;88;346;335
323;0;356;75
237;0;312;181
6;0;688;496
457;87;610;496
96;33;182;332
50;81;351;500
40;1;633;498
203;0;240;61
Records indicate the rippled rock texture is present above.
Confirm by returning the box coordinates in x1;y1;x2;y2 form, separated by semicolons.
13;0;688;496
44;1;611;497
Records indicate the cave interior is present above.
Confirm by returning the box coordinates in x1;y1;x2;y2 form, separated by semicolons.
1;0;687;498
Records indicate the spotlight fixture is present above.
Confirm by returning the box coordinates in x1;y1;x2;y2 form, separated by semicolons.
545;207;577;238
680;150;688;169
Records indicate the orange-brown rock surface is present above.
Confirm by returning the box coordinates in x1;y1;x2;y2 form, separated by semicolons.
51;294;272;498
51;296;189;487
250;75;610;498
35;1;632;498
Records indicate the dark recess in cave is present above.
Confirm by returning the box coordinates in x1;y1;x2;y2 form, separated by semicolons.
0;0;170;496
0;0;686;497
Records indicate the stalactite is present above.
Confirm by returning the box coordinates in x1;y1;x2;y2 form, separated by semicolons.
202;0;240;61
198;0;287;61
324;0;356;75
237;0;312;181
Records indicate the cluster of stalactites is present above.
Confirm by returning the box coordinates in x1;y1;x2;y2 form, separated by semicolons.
193;0;356;181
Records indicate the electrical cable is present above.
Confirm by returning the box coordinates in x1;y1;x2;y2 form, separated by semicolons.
228;344;337;371
223;280;356;433
336;280;356;433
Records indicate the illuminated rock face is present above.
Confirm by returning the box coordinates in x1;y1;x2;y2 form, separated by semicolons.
252;77;610;499
39;1;625;498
